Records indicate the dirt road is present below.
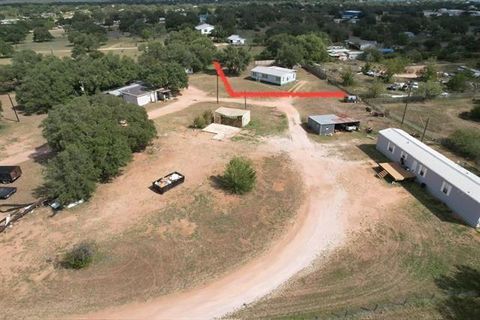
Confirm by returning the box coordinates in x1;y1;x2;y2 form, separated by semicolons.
80;98;349;320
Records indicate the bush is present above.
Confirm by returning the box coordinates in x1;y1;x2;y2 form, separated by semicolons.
221;157;256;194
341;68;355;86
442;129;480;162
193;115;207;129
193;110;213;129
62;241;96;269
469;103;480;122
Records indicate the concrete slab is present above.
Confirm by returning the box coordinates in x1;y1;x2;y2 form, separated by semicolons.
202;123;241;140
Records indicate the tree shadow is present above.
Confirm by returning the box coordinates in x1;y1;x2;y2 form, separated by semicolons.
31;143;54;164
435;265;480;320
208;175;225;191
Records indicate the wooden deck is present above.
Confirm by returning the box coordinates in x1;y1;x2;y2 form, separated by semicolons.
378;162;416;182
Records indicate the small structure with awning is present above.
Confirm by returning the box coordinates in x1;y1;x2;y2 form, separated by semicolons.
214;107;250;128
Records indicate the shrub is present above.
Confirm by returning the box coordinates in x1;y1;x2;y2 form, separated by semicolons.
341;68;355;86
469;104;480;122
193;115;207;129
442;129;480;162
221;157;256;194
62;241;97;269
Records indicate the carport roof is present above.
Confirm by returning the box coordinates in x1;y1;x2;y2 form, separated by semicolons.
308;114;360;125
215;107;250;117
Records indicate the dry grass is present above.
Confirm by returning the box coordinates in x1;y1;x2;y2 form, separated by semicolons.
0;153;303;319
233;145;480;320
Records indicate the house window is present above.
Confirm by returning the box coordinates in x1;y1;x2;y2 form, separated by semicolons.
441;181;452;196
418;164;428;177
387;142;395;153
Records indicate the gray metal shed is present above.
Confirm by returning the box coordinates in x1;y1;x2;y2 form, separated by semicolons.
307;114;360;136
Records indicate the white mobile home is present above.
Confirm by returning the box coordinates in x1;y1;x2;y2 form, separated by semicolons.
250;66;296;86
107;83;171;107
376;128;480;228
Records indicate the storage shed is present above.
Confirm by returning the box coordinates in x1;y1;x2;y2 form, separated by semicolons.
227;35;246;45
307;114;360;135
214;107;250;128
250;66;296;86
376;128;480;228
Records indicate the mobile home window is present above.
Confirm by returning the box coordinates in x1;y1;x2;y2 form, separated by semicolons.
400;151;408;160
418;164;428;177
441;181;452;196
387;142;395;153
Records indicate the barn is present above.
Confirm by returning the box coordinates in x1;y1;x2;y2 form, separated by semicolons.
376;128;480;228
307;114;360;135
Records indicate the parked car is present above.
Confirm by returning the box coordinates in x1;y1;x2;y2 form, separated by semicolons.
152;172;185;194
0;166;22;184
0;187;17;200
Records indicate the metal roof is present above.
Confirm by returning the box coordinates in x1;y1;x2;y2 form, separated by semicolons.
215;107;250;117
379;128;480;202
228;34;245;41
195;23;214;30
251;66;296;77
308;114;360;125
121;85;151;97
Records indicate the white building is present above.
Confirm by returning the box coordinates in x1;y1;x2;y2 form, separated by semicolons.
107;83;171;107
250;66;296;86
214;107;251;128
376;128;480;228
195;23;215;35
227;34;246;45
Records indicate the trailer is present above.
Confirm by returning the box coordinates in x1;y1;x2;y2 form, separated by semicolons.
0;166;22;184
152;172;185;194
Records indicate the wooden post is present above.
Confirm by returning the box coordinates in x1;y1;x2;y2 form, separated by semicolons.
244;93;247;109
8;93;20;122
421;118;430;142
401;84;412;127
216;74;219;104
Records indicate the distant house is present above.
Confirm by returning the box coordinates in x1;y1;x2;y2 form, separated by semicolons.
376;128;480;228
250;66;296;86
107;83;171;107
307;114;360;135
195;23;215;35
214;107;251;128
342;10;362;20
227;34;246;45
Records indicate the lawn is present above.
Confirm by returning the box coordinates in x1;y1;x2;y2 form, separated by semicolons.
153;101;288;138
233;144;480;320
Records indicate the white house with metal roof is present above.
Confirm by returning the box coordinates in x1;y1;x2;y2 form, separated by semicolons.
195;23;215;35
227;34;246;45
376;128;480;228
250;66;296;85
107;83;171;107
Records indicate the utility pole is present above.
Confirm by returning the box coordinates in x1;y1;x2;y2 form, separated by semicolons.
244;92;247;109
401;83;412;127
8;93;20;122
216;74;219;104
421;118;430;142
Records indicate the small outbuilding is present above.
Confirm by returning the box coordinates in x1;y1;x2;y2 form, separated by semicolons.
195;23;215;35
227;35;246;45
214;107;251;128
107;83;171;107
307;114;360;136
250;66;296;86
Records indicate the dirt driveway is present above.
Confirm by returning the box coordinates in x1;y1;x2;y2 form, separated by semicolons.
81;97;404;319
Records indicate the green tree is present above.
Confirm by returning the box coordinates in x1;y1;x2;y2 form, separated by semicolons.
296;33;329;63
341;68;355;86
141;62;187;93
0;39;14;58
62;241;97;269
367;79;385;98
0;65;16;92
419;80;443;99
470;103;480;122
447;73;469;92
43;144;98;205
68;31;103;58
421;58;438;81
11;50;42;81
221;157;256;194
33;27;54;42
16;56;76;113
382;57;409;82
276;43;304;68
216;46;251;75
